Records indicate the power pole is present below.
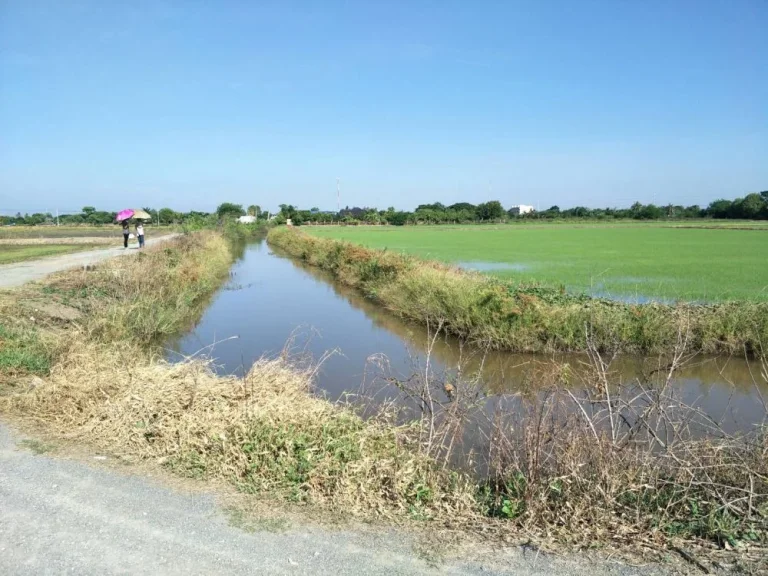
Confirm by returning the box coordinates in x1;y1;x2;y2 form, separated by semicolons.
336;177;340;213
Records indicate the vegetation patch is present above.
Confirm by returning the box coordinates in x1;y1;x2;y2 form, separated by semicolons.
18;438;56;454
306;224;768;302
0;323;51;377
269;227;768;356
0;244;97;265
1;228;765;571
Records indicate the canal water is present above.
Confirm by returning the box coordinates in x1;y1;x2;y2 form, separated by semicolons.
170;240;767;433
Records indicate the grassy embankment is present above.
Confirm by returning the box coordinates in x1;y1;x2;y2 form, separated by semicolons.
272;227;768;356
1;228;765;568
307;224;768;302
0;230;475;523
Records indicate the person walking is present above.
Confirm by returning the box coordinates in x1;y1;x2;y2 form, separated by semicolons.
122;220;130;248
136;222;145;248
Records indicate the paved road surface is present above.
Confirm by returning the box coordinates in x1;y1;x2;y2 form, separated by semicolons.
0;424;664;576
0;235;178;289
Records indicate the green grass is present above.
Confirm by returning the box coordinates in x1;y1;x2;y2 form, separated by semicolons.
0;226;120;239
270;227;768;355
18;439;56;454
0;323;51;376
0;244;96;264
0;225;177;240
306;224;768;302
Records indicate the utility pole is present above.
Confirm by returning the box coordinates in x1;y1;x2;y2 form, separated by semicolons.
336;177;340;213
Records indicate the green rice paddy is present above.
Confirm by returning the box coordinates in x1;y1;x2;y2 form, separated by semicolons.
306;224;768;302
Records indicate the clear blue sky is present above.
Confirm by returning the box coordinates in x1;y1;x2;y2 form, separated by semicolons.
1;0;766;214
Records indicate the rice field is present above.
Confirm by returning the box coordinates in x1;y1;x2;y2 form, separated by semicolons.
306;224;768;302
0;244;97;265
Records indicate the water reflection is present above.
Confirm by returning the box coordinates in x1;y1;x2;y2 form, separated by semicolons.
170;240;767;433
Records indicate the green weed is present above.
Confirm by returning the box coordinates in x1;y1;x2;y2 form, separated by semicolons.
0;324;50;375
18;438;56;454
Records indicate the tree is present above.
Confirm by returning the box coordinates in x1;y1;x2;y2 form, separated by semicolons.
387;211;410;226
247;205;261;217
448;202;476;212
707;199;734;219
82;206;96;216
476;201;505;221
158;208;177;225
737;193;765;219
216;203;245;220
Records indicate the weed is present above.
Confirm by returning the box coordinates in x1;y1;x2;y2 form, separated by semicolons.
225;507;290;533
0;324;50;376
18;439;55;454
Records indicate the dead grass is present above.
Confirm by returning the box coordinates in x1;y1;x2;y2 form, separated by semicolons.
2;339;478;520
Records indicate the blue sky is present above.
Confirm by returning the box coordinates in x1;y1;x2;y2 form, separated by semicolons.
1;0;766;214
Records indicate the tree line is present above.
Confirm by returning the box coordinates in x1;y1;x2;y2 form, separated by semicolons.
2;191;765;227
276;191;768;226
0;203;271;227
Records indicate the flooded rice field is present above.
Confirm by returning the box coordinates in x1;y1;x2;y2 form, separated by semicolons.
171;240;767;434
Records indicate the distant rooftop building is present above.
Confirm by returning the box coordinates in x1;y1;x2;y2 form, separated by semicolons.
509;204;535;215
237;215;257;224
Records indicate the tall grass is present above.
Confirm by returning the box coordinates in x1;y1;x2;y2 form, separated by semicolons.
0;231;232;384
268;227;768;356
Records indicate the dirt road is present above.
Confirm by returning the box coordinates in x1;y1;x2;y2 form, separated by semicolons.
0;235;178;289
0;423;666;576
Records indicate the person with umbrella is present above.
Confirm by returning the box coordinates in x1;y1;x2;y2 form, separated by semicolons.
116;209;151;248
136;221;145;248
122;220;130;248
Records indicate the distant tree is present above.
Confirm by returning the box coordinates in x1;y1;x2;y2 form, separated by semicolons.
82;206;96;216
707;199;734;219
158;208;177;225
737;193;765;219
476;200;505;221
637;204;663;220
416;202;446;211
447;202;476;212
387;211;410;226
216;203;245;220
247;205;261;217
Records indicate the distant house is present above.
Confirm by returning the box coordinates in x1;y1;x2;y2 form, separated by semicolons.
509;204;535;216
237;215;257;224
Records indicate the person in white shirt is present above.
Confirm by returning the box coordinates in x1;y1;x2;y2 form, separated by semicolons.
136;223;145;248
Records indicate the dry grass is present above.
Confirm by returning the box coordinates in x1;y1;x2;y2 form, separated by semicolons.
3;342;476;519
2;229;766;572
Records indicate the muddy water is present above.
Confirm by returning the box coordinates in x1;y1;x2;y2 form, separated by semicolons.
171;240;767;433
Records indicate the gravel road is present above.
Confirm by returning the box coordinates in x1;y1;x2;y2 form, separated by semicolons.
0;235;178;289
0;423;670;576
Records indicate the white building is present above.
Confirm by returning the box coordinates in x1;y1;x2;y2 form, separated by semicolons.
237;215;257;224
508;204;535;216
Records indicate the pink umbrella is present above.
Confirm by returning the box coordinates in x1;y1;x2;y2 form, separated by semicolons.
115;209;135;222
